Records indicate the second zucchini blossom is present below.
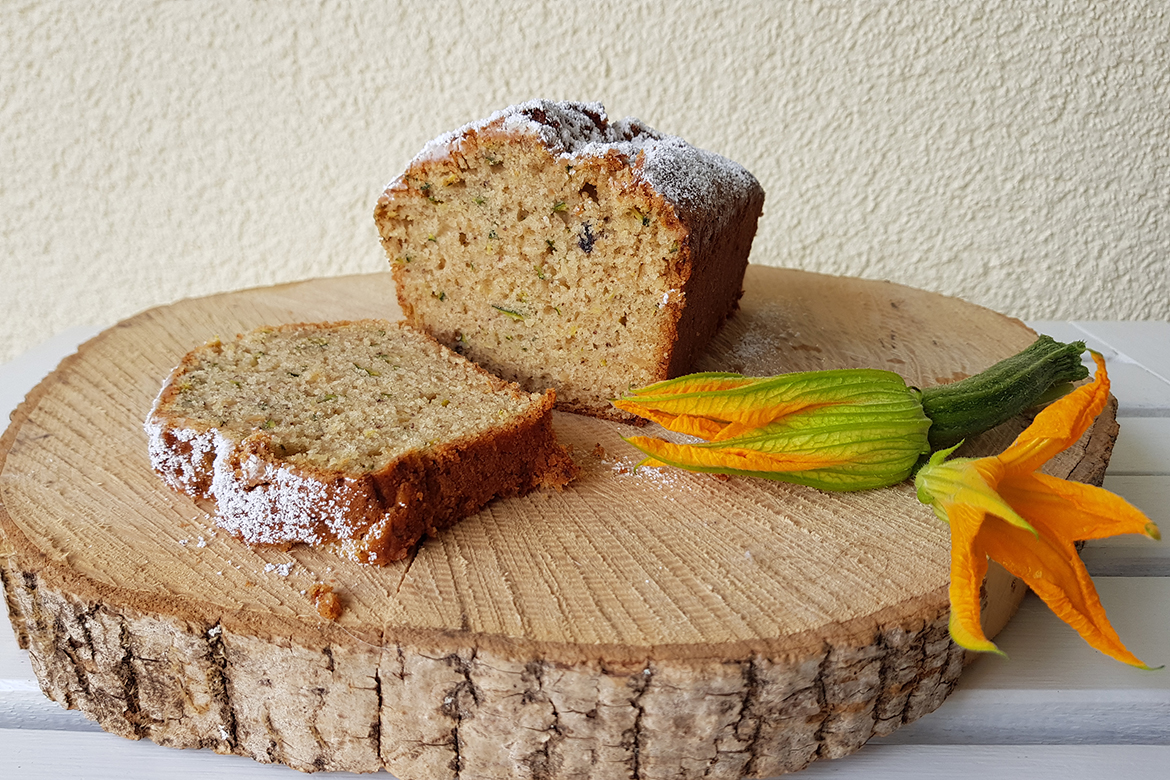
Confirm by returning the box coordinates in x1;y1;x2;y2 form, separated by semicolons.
915;352;1160;668
613;369;932;491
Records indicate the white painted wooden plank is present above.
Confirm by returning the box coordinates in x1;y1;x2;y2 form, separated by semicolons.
1028;321;1170;417
1082;542;1170;577
0;689;104;732
1072;321;1170;384
810;744;1170;779
0;728;373;778
4;729;1169;780
1027;319;1170;376
0;325;102;426
1103;476;1170;521
1109;418;1170;475
0;601;36;684
883;578;1170;746
879;686;1170;746
801;744;1170;779
1083;476;1170;576
1098;360;1170;417
1025;321;1092;345
953;578;1168;691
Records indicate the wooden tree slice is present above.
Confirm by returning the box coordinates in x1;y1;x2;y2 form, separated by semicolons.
0;266;1117;779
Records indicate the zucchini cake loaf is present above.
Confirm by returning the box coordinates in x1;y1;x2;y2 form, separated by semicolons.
374;100;765;421
145;320;577;564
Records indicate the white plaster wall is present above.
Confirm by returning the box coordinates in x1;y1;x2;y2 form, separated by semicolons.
3;1;1167;364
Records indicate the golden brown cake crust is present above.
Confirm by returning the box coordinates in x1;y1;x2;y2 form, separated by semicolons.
374;100;765;422
145;320;577;564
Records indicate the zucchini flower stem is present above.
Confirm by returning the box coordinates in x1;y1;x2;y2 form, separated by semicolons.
919;336;1089;450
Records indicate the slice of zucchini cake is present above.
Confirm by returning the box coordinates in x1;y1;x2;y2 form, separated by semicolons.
146;320;577;564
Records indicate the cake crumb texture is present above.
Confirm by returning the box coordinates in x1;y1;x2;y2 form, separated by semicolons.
145;320;577;564
308;583;343;620
375;100;765;420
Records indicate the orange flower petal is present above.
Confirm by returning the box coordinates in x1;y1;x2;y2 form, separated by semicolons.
1000;352;1110;475
999;472;1160;542
625;372;757;397
621;394;828;436
615;373;760;437
709;420;769;442
636;456;671;469
610;401;728;439
622;436;843;476
917;351;1156;667
618;369;914;438
944;503;1001;655
977;513;1152;669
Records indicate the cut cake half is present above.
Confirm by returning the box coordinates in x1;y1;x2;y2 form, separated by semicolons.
374;99;765;422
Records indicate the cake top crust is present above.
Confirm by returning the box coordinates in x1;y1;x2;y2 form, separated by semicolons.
400;99;762;220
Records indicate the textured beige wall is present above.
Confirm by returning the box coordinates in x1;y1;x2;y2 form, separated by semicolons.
3;1;1168;364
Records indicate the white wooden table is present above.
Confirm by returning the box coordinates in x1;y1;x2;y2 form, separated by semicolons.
2;320;1168;779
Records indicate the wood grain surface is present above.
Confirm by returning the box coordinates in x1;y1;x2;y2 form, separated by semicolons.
0;266;1117;779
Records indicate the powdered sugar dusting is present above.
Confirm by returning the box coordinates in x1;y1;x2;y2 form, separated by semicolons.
659;288;680;308
144;412;217;496
403;99;761;224
637;135;761;221
209;436;355;547
617;461;685;489
722;302;813;375
145;385;364;551
591;442;686;490
413;100;620;165
726;323;785;368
